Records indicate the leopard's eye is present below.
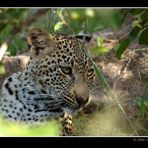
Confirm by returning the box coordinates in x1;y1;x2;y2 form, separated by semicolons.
87;68;94;77
61;66;72;75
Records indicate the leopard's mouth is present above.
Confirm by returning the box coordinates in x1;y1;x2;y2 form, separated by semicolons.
62;97;87;112
61;93;89;113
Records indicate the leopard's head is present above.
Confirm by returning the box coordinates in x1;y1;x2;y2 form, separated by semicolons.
27;27;94;113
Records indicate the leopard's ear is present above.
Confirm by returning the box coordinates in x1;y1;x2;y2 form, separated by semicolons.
27;27;56;56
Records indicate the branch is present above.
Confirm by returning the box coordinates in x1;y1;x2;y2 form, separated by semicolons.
23;9;50;26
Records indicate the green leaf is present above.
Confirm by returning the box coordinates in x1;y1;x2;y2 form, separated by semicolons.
54;22;64;32
129;26;141;39
139;28;148;45
0;62;5;75
115;38;131;59
115;27;141;59
91;36;110;56
97;36;103;46
91;46;109;55
0;24;7;32
90;59;113;97
140;10;148;22
135;97;143;107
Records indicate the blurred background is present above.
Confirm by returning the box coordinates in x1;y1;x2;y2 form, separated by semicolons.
0;8;148;136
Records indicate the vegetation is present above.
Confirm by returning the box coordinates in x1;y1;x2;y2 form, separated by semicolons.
0;8;148;136
0;117;60;136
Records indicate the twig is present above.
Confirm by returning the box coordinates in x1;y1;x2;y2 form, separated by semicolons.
135;47;148;52
0;9;50;61
136;64;142;82
82;19;88;49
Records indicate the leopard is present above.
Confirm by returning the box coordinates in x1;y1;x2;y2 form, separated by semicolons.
0;27;94;135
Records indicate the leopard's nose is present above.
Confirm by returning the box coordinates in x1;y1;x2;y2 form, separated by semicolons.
76;97;89;106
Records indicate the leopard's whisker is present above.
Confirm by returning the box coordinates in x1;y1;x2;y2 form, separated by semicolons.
63;97;76;106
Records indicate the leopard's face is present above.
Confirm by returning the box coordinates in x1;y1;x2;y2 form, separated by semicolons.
27;28;94;114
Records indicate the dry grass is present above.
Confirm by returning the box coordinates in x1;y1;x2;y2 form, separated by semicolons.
73;94;136;136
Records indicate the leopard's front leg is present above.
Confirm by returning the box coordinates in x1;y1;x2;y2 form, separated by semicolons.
60;112;75;136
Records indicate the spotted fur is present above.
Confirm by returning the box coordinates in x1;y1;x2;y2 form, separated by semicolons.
0;27;94;135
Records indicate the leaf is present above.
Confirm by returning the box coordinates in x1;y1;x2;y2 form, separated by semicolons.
54;22;64;32
115;38;131;59
91;46;109;55
115;26;141;59
91;36;110;56
135;97;143;107
90;59;113;100
97;36;103;46
0;62;5;75
0;24;7;32
140;10;148;22
136;97;148;108
139;28;148;45
91;60;109;90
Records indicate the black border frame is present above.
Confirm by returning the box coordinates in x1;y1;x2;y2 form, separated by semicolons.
0;0;148;7
0;137;148;146
0;0;148;146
